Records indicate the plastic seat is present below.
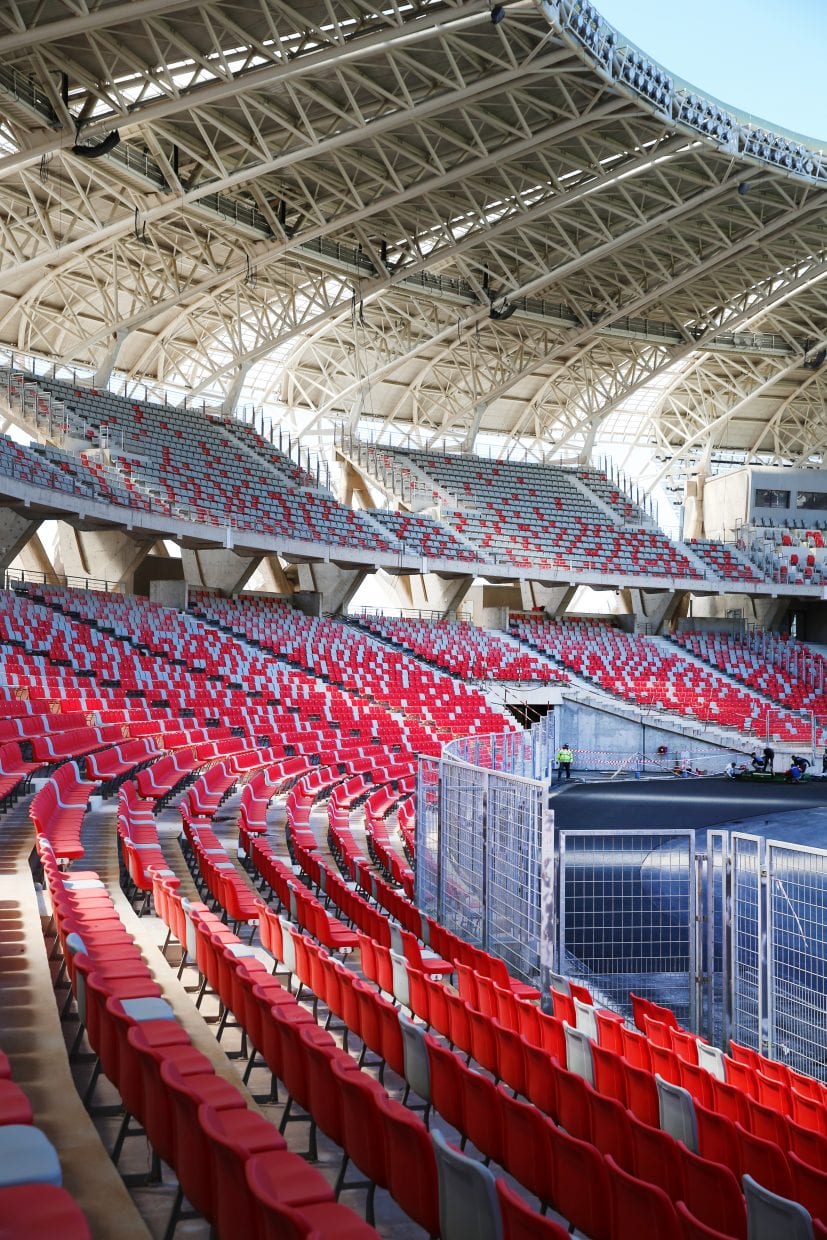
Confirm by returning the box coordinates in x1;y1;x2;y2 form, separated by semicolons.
675;1200;742;1240
546;1125;612;1240
696;1041;727;1080
245;1161;378;1239
497;1087;555;1207
461;1068;505;1165
623;1060;659;1127
563;1023;594;1084
591;1042;627;1105
656;1074;699;1152
606;1153;679;1237
0;1126;62;1188
198;1103;331;1239
399;1013;431;1117
555;1065;593;1142
426;1037;467;1135
789;1150;827;1226
329;1057;389;1223
432;1127;503;1240
587;1088;633;1165
627;1108;684;1198
679;1145;747;1240
495;1179;570;1240
0;1184;92;1240
376;1092;440;1236
742;1172;814;1240
735;1122;793;1198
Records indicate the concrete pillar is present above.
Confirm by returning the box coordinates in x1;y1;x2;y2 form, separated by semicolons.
295;561;369;615
181;547;263;595
55;526;151;591
623;587;686;634
15;529;58;581
0;510;40;576
406;572;474;617
339;460;377;510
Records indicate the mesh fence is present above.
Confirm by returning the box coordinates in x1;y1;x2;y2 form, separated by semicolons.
767;841;827;1080
558;829;695;1027
414;757;439;917
731;833;764;1053
703;830;730;1047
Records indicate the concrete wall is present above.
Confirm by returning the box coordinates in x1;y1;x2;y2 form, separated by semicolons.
149;579;188;609
556;695;746;771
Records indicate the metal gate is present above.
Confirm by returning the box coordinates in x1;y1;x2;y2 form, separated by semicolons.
557;829;696;1028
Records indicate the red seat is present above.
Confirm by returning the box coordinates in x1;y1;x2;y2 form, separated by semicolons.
0;1184;92;1240
198;1103;331;1239
789;1150;827;1225
495;1179;571;1240
679;1145;747;1240
675;1201;742;1240
376;1092;440;1236
606;1153;680;1238
734;1122;793;1198
546;1125;612;1240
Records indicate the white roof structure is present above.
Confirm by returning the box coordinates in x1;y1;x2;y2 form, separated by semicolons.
1;0;826;501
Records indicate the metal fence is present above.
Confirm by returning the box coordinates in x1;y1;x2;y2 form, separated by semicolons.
415;730;827;1075
558;829;696;1028
766;841;827;1079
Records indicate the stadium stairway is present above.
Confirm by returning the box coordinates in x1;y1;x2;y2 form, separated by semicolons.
0;796;149;1237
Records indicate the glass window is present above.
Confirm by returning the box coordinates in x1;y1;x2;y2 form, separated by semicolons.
754;488;790;509
797;491;827;510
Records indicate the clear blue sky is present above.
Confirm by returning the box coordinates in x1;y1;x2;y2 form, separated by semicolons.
593;0;827;142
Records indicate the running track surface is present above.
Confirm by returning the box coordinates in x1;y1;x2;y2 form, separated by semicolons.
553;777;827;841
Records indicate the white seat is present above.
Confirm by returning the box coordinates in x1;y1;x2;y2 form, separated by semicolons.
564;1023;594;1085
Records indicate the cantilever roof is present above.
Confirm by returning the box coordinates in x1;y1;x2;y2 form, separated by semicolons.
0;0;826;498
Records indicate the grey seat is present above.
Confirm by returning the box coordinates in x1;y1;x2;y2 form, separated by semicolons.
432;1127;502;1240
742;1173;813;1240
655;1074;698;1153
399;1012;431;1121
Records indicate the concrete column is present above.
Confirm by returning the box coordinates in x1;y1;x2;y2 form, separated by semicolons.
294;561;369;614
624;587;686;634
0;510;40;576
55;526;151;591
181;547;263;595
339;460;376;509
93;331;128;388
406;572;474;617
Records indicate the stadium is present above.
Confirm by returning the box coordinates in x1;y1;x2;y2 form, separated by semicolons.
1;0;827;1236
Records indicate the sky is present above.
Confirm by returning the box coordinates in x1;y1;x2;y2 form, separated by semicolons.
593;0;827;143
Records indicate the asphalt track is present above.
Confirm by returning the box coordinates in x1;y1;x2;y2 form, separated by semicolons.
552;775;827;845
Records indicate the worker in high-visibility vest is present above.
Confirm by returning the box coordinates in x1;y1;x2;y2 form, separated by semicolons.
556;743;574;783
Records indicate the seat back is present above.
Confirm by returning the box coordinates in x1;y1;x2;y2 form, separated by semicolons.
742;1173;814;1240
564;1023;594;1084
399;1013;431;1104
656;1073;699;1153
432;1128;502;1240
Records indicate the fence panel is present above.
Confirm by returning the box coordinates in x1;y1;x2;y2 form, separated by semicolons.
414;757;440;917
767;840;827;1081
485;772;544;982
731;833;765;1053
703;830;730;1047
436;758;488;944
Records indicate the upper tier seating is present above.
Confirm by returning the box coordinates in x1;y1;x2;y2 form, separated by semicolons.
368;510;477;562
357;614;568;683
511;617;816;744
748;527;827;585
0;369;394;554
363;446;705;581
684;540;765;584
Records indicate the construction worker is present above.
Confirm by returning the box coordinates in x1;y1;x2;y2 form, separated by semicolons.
556;742;574;783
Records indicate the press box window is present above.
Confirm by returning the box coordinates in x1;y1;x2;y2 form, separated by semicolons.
754;488;790;509
797;491;827;510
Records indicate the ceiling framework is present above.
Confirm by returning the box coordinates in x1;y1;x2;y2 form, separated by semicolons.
0;0;826;504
